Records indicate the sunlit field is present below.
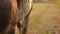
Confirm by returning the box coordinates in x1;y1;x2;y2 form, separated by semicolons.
15;3;60;34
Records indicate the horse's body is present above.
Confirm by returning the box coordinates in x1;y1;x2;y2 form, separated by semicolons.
0;0;18;34
0;0;33;34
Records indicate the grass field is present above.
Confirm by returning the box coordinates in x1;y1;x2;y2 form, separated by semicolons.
15;3;60;34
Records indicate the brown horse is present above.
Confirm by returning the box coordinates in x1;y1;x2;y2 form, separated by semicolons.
0;0;33;34
16;0;33;34
0;0;18;34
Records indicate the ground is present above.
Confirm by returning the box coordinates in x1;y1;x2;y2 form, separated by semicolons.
15;3;60;34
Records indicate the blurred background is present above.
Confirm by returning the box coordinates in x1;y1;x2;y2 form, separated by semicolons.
16;0;60;34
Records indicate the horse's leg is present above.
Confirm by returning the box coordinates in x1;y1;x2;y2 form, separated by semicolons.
8;25;15;34
17;19;22;34
24;16;29;34
22;14;29;34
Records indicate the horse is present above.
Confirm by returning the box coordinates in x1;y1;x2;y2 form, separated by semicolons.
0;0;18;34
16;0;33;34
0;0;33;34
